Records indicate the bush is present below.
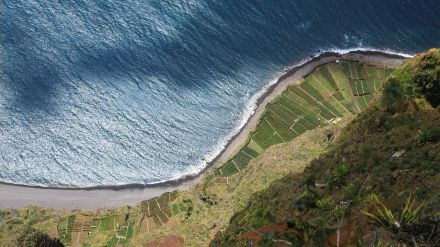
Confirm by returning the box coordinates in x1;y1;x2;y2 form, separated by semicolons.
16;227;64;247
362;195;426;231
418;128;440;144
413;51;440;107
329;164;349;188
381;78;404;110
342;184;359;201
316;198;334;211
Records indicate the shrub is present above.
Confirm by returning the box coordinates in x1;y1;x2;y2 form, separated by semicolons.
381;78;404;110
418;128;440;144
356;235;393;247
16;227;64;247
342;183;359;201
316;198;334;211
362;195;426;231
329;164;349;188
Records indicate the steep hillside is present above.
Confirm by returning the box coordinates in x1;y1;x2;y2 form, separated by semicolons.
211;49;440;246
0;55;400;246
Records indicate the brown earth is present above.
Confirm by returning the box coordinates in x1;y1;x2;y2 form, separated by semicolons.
143;235;184;247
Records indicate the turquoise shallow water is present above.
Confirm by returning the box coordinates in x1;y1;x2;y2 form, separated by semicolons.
0;0;439;187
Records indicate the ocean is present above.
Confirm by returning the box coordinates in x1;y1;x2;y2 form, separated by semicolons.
0;0;439;187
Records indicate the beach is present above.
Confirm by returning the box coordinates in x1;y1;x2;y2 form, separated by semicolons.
0;50;408;209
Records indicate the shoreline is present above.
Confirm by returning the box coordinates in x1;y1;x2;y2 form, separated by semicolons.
0;49;408;209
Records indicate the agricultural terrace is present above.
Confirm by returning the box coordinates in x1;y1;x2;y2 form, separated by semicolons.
53;60;393;246
139;192;179;232
56;213;135;247
211;60;393;179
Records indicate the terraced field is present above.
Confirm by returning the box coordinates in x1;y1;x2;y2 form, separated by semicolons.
53;60;394;246
57;215;75;244
56;213;135;247
211;60;392;179
140;191;178;227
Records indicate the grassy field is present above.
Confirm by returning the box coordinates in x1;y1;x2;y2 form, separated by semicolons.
215;49;440;246
212;60;391;179
0;59;394;247
124;59;393;246
57;215;75;245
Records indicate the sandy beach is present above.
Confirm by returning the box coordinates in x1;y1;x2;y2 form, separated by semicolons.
0;50;408;209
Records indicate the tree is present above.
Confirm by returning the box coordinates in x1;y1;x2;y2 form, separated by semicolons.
16;227;64;247
381;78;404;111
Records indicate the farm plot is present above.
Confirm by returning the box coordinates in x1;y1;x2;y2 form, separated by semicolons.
141;191;177;226
326;63;358;114
304;71;351;117
70;215;93;247
107;219;134;247
57;215;75;245
339;60;389;111
212;60;393;179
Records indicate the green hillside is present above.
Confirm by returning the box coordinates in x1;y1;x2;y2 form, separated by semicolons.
212;60;391;179
211;49;440;247
4;50;437;247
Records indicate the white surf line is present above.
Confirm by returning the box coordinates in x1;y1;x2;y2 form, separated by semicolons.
231;159;240;172
264;118;286;142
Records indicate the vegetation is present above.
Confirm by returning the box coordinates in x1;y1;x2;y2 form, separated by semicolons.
3;50;440;246
362;194;426;231
211;49;440;247
16;227;64;247
213;60;389;179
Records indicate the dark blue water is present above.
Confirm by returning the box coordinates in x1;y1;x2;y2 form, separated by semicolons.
1;0;439;187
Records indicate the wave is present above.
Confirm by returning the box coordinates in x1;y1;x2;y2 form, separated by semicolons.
147;47;414;187
2;0;438;188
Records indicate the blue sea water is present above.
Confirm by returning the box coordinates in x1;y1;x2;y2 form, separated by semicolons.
0;0;439;187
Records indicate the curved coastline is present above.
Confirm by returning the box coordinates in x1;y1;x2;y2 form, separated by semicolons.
0;49;410;209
